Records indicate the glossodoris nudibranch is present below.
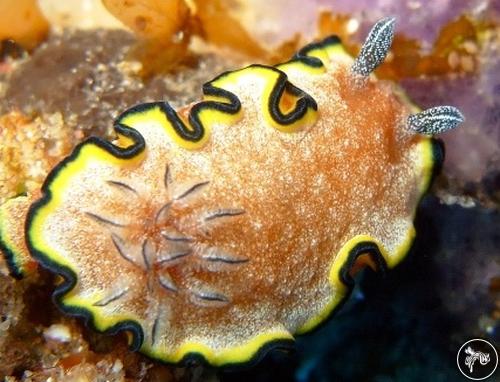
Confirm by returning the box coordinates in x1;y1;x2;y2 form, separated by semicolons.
0;18;463;367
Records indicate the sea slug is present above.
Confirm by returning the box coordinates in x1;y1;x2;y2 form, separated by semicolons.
0;18;463;367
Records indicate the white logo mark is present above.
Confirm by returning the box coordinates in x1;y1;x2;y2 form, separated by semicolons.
465;346;491;373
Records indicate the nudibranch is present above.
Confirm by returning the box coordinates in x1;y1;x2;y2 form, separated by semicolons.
0;18;464;367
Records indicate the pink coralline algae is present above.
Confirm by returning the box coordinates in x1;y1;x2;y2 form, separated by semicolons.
403;30;500;184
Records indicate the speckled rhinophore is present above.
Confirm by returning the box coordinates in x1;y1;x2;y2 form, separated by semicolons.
0;19;463;367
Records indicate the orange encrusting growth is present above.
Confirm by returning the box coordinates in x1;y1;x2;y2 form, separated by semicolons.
0;0;49;50
2;35;438;367
0;111;74;205
318;11;483;80
0;193;39;278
